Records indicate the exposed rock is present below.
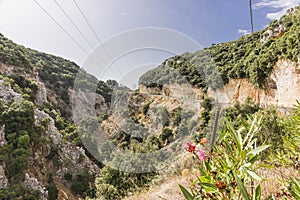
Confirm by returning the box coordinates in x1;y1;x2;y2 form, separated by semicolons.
24;173;48;200
0;164;9;188
34;109;100;178
260;24;287;44
161;84;205;100
207;59;300;108
72;89;109;123
140;59;300;109
35;77;48;104
0;63;15;75
0;125;6;146
139;85;163;95
140;84;203;112
0;79;22;103
101;114;121;139
270;59;300;107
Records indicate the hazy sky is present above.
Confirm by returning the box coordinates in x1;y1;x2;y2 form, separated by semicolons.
0;0;299;87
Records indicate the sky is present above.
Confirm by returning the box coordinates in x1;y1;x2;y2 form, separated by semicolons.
0;0;299;87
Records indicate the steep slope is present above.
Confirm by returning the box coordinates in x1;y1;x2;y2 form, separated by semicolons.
0;33;114;118
140;5;300;94
0;34;115;199
0;5;299;200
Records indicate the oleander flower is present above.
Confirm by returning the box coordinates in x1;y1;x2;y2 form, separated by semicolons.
196;149;207;161
183;143;196;153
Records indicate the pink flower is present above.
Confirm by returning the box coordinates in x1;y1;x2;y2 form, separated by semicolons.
197;149;207;161
183;143;196;153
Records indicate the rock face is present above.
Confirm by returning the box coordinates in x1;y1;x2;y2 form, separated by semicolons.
139;84;203;112
260;24;287;44
0;80;22;103
140;84;205;100
140;59;300;108
35;77;48;104
270;59;300;107
208;59;300;108
0;73;101;199
34;109;100;177
0;164;8;189
0;125;6;146
72;89;109;123
24;173;48;200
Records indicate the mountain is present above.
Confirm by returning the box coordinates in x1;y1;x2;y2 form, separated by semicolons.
140;6;299;90
0;32;116;199
0;5;299;200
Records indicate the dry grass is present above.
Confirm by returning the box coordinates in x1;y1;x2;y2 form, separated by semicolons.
125;168;199;200
257;166;300;199
125;166;299;200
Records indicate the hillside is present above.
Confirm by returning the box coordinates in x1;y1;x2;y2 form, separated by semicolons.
140;5;299;89
0;32;115;199
0;5;299;200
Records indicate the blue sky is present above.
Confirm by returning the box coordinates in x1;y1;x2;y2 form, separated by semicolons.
0;0;299;86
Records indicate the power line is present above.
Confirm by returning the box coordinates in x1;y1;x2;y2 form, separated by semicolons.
34;0;119;79
34;0;89;55
72;0;124;77
72;0;102;44
54;0;94;49
53;0;122;78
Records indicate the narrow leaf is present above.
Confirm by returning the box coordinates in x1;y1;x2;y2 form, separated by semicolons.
179;185;194;200
247;145;270;156
198;167;207;176
232;171;251;200
225;119;242;153
198;182;217;190
254;185;261;200
246;169;262;181
248;154;259;164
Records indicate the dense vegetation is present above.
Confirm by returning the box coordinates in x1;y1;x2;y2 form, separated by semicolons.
0;99;41;199
0;31;116;199
140;6;300;89
94;95;200;199
0;33;115;118
181;100;300;199
0;5;299;200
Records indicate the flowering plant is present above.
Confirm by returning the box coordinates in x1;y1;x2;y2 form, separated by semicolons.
180;115;269;200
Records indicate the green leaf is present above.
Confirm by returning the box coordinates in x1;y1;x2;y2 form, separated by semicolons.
223;140;232;152
179;185;194;200
253;185;261;200
248;154;259;164
199;176;210;183
225;119;242;153
204;160;212;171
198;167;207;177
232;171;251;200
247;145;270;156
245;169;262;181
198;182;217;190
290;178;300;199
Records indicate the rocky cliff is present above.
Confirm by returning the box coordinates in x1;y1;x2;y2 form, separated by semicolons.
208;59;300;108
0;76;101;199
139;58;300;109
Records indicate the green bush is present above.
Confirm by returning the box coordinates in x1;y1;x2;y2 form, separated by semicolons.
46;183;58;200
140;7;300;89
64;172;73;181
70;169;95;197
180;116;269;199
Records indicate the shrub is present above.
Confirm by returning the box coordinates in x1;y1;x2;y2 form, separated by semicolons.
46;184;58;200
180;116;269;199
64;172;73;181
